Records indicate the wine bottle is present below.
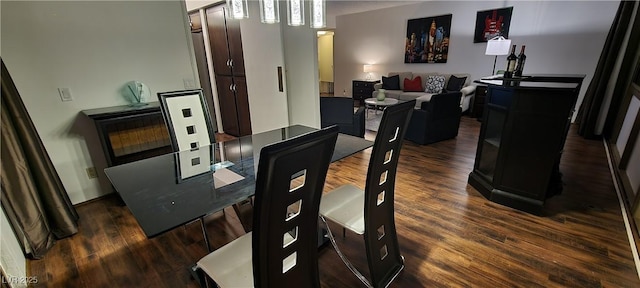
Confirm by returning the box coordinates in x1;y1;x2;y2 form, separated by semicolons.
514;45;526;77
504;45;517;78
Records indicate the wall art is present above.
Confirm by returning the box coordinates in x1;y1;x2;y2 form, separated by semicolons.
474;7;513;43
404;14;452;63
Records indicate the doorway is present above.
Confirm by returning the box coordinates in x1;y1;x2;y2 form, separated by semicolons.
318;30;334;97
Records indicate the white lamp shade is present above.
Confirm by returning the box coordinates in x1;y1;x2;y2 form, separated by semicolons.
485;37;511;56
363;64;373;73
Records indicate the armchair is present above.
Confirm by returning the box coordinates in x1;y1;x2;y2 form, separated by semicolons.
405;91;462;145
320;97;365;138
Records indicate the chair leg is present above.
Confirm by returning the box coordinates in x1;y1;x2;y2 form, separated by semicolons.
320;216;373;288
232;198;253;232
190;265;208;288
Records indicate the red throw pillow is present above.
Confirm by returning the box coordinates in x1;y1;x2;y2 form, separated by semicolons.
403;76;423;92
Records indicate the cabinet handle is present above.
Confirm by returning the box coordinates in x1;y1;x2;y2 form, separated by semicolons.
233;84;237;92
229;59;233;68
229;84;234;91
226;59;231;67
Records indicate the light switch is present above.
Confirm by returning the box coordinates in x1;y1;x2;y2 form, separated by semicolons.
58;88;73;102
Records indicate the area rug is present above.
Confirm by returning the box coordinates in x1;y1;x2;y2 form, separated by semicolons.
365;110;382;132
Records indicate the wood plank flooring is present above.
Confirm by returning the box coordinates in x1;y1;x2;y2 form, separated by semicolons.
29;117;640;287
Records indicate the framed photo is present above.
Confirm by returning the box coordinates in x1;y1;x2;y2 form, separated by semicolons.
474;7;513;43
404;14;452;63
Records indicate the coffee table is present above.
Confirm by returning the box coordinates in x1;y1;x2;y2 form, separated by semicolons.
364;98;399;118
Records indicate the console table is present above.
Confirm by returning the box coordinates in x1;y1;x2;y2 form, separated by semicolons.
82;102;172;167
469;75;584;214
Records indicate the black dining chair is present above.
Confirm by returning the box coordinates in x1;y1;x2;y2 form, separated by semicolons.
157;89;253;232
319;100;415;288
196;126;339;287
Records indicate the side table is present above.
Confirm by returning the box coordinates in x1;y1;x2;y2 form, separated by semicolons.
363;98;399;118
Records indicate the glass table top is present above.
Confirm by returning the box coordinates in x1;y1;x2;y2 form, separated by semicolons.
104;125;372;237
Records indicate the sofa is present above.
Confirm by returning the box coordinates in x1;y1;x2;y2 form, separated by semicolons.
320;97;365;138
404;91;462;145
372;72;475;113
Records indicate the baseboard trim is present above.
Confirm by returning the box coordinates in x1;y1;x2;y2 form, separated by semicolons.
603;138;640;279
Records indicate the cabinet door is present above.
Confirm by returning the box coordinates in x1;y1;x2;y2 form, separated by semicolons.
233;77;252;136
190;13;217;132
216;75;240;136
206;7;232;76
225;14;246;76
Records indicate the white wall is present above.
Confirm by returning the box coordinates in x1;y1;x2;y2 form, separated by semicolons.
334;1;619;121
1;1;197;204
283;17;322;129
240;0;290;133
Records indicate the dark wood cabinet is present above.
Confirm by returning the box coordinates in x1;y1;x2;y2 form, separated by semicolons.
189;12;217;132
82;102;172;167
206;5;251;137
471;85;487;119
468;76;584;214
352;80;379;102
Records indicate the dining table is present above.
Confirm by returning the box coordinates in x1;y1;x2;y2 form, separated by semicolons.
104;124;373;252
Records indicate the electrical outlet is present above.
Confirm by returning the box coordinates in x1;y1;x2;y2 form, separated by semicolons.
86;167;98;179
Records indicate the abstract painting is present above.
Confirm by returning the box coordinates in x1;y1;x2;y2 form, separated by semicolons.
404;14;452;63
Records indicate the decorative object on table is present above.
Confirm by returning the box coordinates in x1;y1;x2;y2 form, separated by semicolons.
363;64;373;80
122;81;150;107
376;88;386;101
485;35;511;75
404;14;452;63
504;44;517;78
514;45;526;77
474;7;513;43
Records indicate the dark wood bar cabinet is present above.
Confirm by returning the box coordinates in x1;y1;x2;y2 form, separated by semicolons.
468;75;584;214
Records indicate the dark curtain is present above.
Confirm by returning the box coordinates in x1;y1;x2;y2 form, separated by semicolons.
1;58;78;259
577;1;636;138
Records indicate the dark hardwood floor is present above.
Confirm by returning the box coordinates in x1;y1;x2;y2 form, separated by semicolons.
29;116;640;287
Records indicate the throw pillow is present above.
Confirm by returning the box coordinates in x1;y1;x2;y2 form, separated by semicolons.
403;76;423;92
425;75;446;93
382;75;400;90
445;75;467;92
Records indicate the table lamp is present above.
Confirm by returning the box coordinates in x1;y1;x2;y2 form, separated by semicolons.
363;64;373;80
485;36;511;75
